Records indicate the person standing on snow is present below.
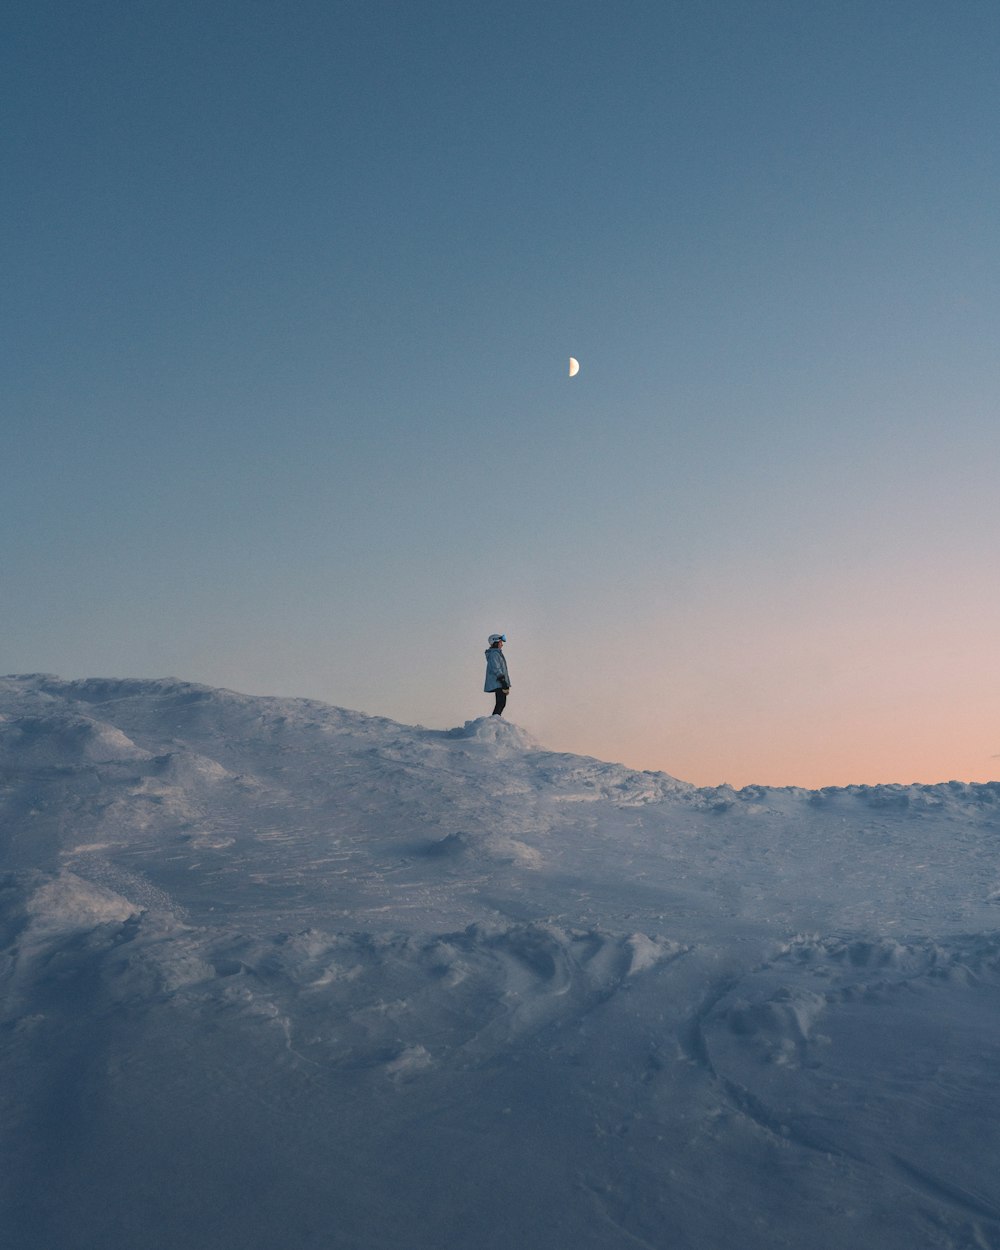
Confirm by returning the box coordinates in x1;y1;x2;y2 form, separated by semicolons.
484;634;511;716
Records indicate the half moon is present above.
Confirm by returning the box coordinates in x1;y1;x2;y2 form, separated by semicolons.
568;357;580;377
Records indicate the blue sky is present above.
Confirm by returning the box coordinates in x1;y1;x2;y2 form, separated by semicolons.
4;0;1000;786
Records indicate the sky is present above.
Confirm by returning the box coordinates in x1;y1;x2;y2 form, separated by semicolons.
3;0;1000;788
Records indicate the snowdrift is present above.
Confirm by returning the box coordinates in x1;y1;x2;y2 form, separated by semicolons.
2;675;1000;1250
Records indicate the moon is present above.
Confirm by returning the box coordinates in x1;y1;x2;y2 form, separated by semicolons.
568;357;580;377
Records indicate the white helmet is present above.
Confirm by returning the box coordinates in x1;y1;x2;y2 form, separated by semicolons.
488;633;506;644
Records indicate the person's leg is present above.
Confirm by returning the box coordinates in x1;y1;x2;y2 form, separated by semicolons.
492;689;507;716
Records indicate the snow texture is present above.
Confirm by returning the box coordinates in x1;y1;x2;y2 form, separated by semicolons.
2;674;1000;1249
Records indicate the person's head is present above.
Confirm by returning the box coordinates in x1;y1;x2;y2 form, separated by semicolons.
488;633;506;648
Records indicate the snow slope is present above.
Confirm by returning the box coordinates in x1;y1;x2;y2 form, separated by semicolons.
2;675;1000;1249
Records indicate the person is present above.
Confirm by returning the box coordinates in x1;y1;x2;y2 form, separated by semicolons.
484;633;511;716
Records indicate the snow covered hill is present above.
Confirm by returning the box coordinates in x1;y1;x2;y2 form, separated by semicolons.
3;675;1000;1249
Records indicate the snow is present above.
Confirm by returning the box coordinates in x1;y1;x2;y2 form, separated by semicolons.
2;674;1000;1249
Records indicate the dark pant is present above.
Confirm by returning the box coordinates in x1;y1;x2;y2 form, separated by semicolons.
492;689;507;716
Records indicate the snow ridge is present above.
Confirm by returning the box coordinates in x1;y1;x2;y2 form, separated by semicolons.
2;674;1000;1250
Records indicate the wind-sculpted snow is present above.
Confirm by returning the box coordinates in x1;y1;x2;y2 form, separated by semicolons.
2;675;1000;1250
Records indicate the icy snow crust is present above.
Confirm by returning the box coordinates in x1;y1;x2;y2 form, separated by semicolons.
2;676;1000;1249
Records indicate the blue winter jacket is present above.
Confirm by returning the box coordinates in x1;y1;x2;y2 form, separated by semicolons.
484;646;510;693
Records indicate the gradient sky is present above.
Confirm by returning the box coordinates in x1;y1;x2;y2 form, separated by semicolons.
4;0;1000;788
